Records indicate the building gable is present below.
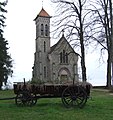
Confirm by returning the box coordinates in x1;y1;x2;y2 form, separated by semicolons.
50;34;78;56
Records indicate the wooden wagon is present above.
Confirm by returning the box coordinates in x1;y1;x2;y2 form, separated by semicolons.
13;79;91;108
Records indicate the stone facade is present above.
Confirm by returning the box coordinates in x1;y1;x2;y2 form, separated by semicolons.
32;8;79;84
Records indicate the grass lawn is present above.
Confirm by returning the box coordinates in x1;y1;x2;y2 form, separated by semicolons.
0;89;113;120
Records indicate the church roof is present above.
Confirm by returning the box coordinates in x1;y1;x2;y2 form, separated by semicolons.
34;8;51;20
50;34;79;56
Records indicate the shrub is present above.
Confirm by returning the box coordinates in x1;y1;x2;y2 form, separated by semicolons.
30;78;45;85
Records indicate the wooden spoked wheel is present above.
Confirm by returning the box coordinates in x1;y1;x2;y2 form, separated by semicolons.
61;85;87;108
15;90;37;106
31;94;37;105
15;92;24;106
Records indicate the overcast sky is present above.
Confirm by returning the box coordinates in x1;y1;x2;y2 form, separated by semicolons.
3;0;107;86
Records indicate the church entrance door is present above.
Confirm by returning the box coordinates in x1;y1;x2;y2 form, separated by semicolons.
60;75;68;82
59;69;69;83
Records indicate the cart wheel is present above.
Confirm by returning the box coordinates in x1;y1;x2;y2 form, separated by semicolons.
61;85;87;108
15;90;36;106
15;92;24;106
31;94;37;105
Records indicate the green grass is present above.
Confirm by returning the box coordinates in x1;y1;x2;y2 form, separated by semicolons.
0;89;113;120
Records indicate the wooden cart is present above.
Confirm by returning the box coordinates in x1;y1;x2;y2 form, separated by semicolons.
13;80;91;108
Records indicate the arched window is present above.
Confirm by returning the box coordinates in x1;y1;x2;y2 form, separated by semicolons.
41;24;44;35
60;52;63;63
44;41;46;52
45;24;48;36
60;50;68;64
65;53;68;63
63;50;65;63
44;66;46;78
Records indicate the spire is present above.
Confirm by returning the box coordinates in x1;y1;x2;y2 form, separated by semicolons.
38;8;50;17
34;8;51;21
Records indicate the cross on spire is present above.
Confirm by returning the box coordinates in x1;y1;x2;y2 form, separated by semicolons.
62;29;65;36
42;0;43;8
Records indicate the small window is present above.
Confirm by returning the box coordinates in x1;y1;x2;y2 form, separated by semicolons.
41;24;44;35
45;24;48;36
44;66;46;78
44;41;46;52
60;52;63;63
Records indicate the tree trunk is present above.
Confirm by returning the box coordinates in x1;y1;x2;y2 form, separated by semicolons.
103;0;112;88
106;52;111;88
79;0;87;82
81;44;87;81
80;22;87;81
80;30;87;81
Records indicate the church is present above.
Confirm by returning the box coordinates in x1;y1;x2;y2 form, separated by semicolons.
32;8;79;84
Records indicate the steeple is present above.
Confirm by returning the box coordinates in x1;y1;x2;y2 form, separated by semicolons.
34;8;51;38
33;7;51;82
34;8;51;21
38;8;50;17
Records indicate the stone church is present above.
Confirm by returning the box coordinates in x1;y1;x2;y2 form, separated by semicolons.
32;8;79;84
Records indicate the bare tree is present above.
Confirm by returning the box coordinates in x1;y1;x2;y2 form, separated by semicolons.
51;0;113;85
51;0;97;82
89;0;113;88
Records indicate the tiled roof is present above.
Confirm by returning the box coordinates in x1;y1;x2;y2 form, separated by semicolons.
34;8;51;20
38;8;50;17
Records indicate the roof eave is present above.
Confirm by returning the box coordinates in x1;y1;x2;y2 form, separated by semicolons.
34;15;52;21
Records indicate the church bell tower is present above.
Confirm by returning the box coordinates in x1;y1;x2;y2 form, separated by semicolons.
32;8;51;82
